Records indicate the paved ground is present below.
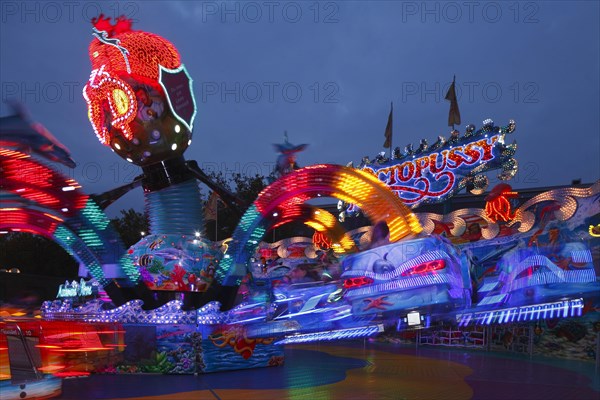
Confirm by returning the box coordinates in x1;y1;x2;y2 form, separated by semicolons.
58;340;600;399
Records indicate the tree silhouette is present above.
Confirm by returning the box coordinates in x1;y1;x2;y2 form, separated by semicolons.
110;208;150;248
204;171;273;241
0;232;78;278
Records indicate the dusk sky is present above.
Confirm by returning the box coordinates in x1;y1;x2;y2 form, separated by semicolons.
1;1;599;217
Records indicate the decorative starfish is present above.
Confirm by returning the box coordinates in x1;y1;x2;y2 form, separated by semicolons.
362;296;393;311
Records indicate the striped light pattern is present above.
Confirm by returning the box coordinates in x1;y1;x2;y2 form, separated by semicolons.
457;298;584;327
476;293;507;306
499;253;596;293
0;208;63;237
344;250;449;281
217;164;422;285
145;179;205;236
1;149;140;290
78;200;141;283
571;250;593;263
505;269;597;293
347;273;458;297
274;324;384;345
255;165;422;242
54;225;108;287
0;149;87;215
81;200;110;230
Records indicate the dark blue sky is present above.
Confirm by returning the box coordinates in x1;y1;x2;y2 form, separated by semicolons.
1;1;599;217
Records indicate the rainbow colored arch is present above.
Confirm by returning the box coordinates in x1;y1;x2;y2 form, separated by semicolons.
217;164;422;285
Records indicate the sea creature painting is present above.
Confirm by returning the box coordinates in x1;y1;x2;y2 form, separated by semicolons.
363;296;393;311
209;327;274;360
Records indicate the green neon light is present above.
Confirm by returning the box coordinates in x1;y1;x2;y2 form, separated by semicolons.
81;199;110;230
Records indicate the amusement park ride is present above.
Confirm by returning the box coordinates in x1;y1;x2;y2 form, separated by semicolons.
1;15;599;398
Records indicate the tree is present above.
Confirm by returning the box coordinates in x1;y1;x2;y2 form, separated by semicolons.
0;232;78;278
110;209;149;248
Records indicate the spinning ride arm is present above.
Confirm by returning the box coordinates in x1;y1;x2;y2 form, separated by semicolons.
91;175;144;210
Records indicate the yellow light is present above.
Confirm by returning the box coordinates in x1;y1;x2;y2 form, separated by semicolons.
43;213;64;222
112;88;129;115
312;208;337;229
332;167;422;241
305;221;324;231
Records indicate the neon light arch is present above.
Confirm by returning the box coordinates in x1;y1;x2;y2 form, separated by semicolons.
0;206;64;239
218;164;422;285
0;149;139;287
0;207;110;287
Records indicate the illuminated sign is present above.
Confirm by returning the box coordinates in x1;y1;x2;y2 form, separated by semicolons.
364;135;499;205
159;65;197;132
57;279;95;298
358;120;517;207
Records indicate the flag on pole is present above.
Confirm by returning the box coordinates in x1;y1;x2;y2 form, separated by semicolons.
204;191;221;221
383;102;393;148
445;76;461;127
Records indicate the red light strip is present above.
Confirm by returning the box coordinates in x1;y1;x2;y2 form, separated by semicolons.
401;259;446;276
343;276;374;289
1;151;88;214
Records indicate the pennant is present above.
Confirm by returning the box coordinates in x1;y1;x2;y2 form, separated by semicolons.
383;102;393;148
445;76;461;127
204;191;221;221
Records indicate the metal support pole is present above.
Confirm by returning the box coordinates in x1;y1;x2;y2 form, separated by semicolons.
528;324;534;359
596;332;600;372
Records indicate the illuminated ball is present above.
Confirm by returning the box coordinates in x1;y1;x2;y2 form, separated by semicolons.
83;16;195;166
131;233;221;292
